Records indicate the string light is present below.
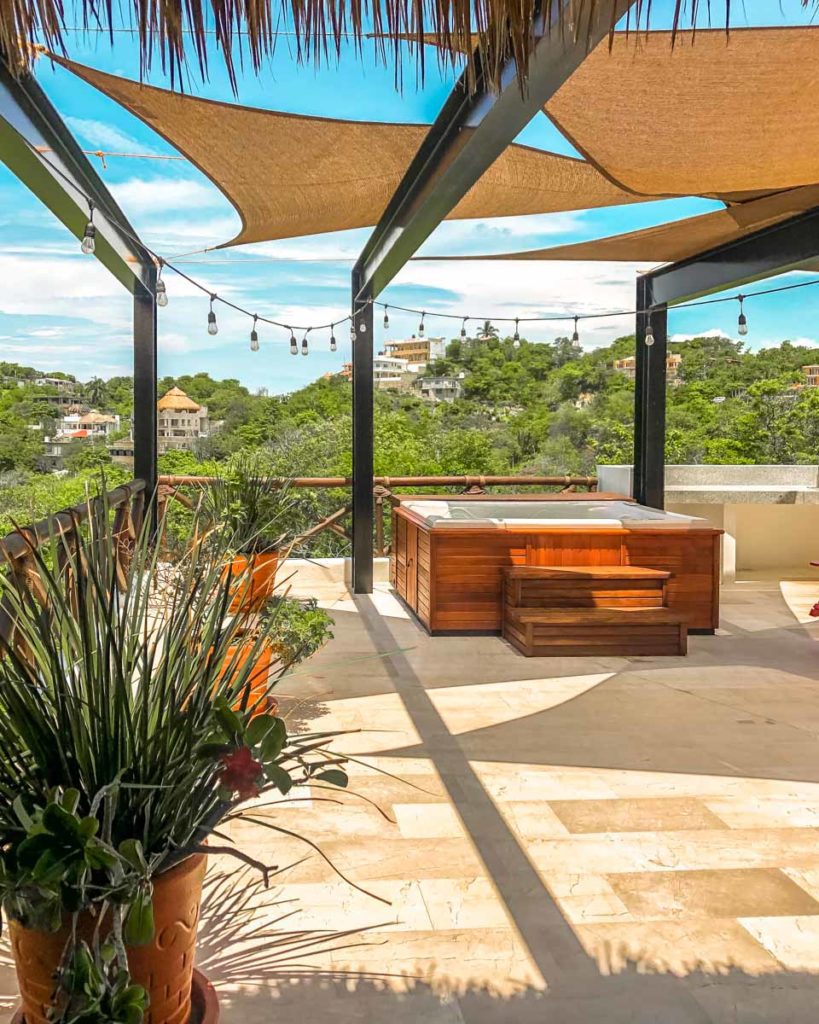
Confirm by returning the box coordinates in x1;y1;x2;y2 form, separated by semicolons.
28;130;819;364
250;315;259;352
513;319;520;348
571;316;580;346
289;328;298;355
301;330;310;356
418;312;425;337
155;264;168;307
644;319;655;347
207;294;218;336
330;325;337;352
383;306;390;330
81;203;96;255
737;295;749;336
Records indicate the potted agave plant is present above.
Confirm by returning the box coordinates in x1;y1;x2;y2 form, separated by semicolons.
0;495;349;1024
201;451;295;612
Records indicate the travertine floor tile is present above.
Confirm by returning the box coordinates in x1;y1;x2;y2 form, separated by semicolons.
417;878;511;931
608;868;819;920
575;919;781;977
549;797;726;834
740;915;819;970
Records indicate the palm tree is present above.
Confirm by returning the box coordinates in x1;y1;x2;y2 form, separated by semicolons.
477;320;499;341
84;376;107;408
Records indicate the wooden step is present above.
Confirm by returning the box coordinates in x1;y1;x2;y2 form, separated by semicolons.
503;564;670;610
503;606;687;658
504;566;671;581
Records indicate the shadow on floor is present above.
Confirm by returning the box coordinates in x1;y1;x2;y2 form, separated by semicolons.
194;873;819;1023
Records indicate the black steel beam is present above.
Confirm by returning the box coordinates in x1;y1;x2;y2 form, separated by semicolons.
649;204;819;307
633;277;667;510
0;62;153;293
351;273;374;594
353;0;636;300
133;273;158;502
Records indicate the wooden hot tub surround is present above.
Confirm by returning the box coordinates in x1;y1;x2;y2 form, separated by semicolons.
390;495;722;634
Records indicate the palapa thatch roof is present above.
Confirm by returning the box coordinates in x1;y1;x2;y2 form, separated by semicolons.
4;0;807;95
157;386;201;412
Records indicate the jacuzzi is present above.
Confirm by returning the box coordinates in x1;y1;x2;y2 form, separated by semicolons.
390;494;721;635
401;498;702;529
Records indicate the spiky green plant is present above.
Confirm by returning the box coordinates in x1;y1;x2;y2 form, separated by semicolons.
0;494;348;1021
200;450;295;555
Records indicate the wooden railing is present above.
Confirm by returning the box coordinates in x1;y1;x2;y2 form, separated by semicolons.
157;474;598;557
0;479;147;642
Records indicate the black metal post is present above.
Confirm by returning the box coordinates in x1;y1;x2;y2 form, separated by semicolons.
351;270;374;593
634;276;667;509
133;270;158;504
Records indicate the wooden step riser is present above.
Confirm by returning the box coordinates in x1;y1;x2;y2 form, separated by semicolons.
513;643;685;657
508;594;665;609
504;629;686;658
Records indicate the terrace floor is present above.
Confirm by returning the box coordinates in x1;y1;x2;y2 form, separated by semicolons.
4;562;819;1023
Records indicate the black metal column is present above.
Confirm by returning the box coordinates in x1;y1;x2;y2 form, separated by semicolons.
351;270;374;593
633;277;668;509
133;271;158;502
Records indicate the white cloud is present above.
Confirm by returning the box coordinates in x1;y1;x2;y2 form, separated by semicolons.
392;258;640;346
65;117;162;156
108;178;227;216
670;327;732;342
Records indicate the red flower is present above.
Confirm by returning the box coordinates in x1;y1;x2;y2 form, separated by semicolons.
810;602;819;618
218;745;263;800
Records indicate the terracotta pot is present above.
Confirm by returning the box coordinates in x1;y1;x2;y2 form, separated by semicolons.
10;971;218;1024
9;853;207;1024
228;551;279;612
220;641;277;716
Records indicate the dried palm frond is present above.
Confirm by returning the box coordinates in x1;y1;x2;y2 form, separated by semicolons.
0;0;773;95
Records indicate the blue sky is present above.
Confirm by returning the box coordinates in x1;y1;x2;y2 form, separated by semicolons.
1;0;817;392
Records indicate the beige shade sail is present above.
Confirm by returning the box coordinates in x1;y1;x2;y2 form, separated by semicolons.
423;186;819;264
547;27;819;197
420;26;819;199
50;56;643;247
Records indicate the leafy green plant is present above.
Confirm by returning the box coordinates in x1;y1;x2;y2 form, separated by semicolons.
260;596;334;666
0;494;349;1022
201;449;294;554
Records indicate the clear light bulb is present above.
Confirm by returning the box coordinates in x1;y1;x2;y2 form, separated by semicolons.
81;222;96;255
330;328;337;352
383;309;390;330
738;313;748;336
644;324;655;347
302;335;309;355
461;320;468;339
250;329;259;352
358;321;367;334
513;319;520;344
207;310;218;336
289;332;298;355
418;315;425;337
571;317;580;345
156;278;168;307
350;325;357;342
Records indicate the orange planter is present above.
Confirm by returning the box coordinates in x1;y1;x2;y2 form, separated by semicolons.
9;853;207;1024
228;552;279;612
220;642;277;715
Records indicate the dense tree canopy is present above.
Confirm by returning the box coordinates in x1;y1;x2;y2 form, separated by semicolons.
2;331;818;542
